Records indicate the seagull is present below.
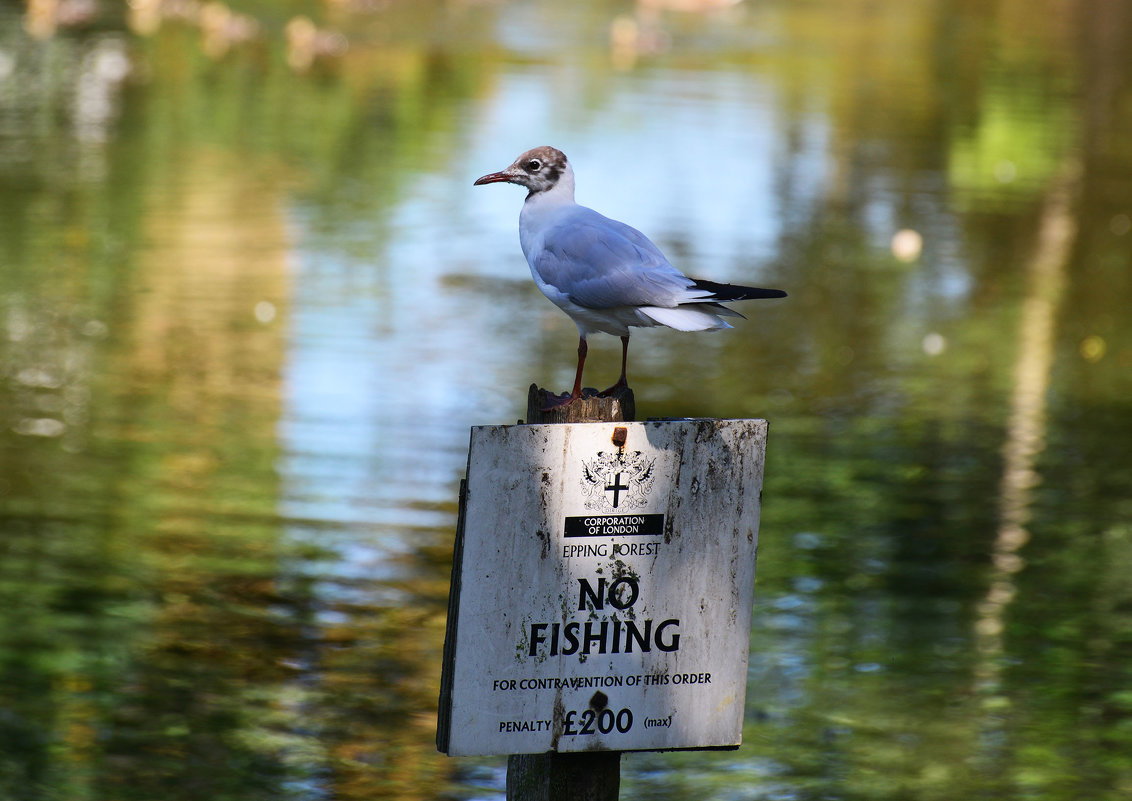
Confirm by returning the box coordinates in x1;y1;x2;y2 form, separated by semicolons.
474;146;786;405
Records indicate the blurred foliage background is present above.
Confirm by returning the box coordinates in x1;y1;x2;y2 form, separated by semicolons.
0;0;1130;799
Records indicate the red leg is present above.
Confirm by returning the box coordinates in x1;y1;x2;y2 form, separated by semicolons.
543;336;587;409
598;335;630;396
570;336;588;399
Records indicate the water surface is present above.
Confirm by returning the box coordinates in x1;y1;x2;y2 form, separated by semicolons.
1;1;1130;799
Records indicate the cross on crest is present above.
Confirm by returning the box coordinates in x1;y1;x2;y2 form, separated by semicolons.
604;473;630;508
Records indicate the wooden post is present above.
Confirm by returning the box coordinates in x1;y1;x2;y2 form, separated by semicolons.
525;385;635;427
507;751;621;801
505;382;635;801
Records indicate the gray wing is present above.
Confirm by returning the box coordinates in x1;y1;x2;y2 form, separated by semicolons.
533;207;695;310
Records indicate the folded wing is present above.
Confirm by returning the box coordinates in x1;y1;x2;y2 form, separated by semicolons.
531;206;786;330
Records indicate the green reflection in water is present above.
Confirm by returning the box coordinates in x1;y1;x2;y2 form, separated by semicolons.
1;1;1131;800
1;2;484;799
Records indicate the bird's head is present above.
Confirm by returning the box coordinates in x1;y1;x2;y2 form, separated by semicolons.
474;146;573;198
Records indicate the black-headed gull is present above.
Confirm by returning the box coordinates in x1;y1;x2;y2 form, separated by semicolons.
475;146;786;405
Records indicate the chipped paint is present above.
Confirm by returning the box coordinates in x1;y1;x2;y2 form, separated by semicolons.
438;419;767;756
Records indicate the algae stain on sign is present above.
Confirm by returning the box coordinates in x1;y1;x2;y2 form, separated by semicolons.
437;419;767;756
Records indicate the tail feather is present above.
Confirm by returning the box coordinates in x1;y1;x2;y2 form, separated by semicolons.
638;305;735;331
689;278;787;302
702;302;745;319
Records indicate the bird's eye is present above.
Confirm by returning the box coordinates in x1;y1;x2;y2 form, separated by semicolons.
526;159;542;172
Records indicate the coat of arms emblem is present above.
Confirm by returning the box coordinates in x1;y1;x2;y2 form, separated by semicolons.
579;450;656;512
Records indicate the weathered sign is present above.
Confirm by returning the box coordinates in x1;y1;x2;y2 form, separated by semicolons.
437;419;767;756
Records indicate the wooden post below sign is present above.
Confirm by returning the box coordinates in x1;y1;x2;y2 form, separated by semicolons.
438;417;767;758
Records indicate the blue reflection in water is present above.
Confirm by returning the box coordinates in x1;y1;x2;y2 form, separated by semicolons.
464;70;816;280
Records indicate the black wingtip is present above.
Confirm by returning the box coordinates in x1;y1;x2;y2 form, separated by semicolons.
692;279;788;301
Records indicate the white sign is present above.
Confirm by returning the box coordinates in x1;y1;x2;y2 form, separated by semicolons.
437;419;767;756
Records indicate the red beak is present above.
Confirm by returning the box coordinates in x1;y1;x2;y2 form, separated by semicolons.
474;171;513;186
